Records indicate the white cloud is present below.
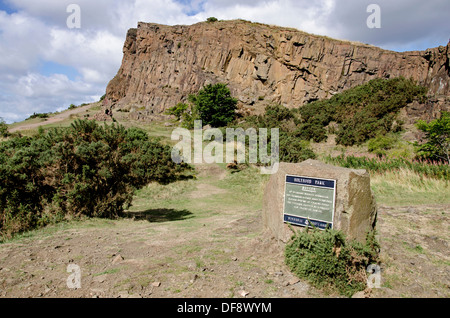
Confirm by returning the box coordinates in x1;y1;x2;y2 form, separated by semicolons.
0;0;448;123
0;72;99;122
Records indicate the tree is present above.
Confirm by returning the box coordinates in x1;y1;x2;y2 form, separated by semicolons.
188;83;238;128
415;111;450;164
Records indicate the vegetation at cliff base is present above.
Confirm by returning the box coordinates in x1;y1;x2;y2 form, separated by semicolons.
0;119;191;240
297;77;427;146
415;111;450;164
170;83;238;129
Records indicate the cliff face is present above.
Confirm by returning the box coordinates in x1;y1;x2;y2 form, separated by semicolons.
105;20;450;115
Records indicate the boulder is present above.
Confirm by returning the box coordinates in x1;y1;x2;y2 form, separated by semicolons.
262;160;377;243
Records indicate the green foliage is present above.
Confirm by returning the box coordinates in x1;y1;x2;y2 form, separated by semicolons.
0;119;191;240
26;112;51;120
0;118;9;138
165;103;189;121
231;105;316;163
324;155;449;181
368;134;398;158
279;133;316;163
100;94;106;101
298;77;427;146
415;111;450;164
188;83;237;128
181;105;199;130
68;104;77;110
206;17;218;23
285;228;380;297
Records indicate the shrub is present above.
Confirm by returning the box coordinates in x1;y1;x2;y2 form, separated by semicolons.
415;111;450;164
230;105;316;164
297;77;427;146
368;134;398;158
68;104;77;110
165;103;189;121
0;119;191;240
26;112;51;120
285;228;380;297
279;133;316;163
188;83;237;128
206;17;218;23
0;118;9;138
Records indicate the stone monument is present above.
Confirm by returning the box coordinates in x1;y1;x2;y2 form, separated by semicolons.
263;160;377;243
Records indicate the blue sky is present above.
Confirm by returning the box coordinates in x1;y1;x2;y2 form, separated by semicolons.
0;0;449;123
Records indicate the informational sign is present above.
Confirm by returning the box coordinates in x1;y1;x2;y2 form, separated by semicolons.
283;175;336;230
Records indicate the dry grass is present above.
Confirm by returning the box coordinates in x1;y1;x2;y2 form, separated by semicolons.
370;168;450;206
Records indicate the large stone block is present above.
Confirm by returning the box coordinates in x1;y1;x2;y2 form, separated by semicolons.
262;160;377;243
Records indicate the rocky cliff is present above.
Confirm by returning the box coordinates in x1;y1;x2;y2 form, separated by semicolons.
105;19;450;117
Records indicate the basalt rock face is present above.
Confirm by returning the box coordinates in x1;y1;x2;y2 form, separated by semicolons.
106;20;450;116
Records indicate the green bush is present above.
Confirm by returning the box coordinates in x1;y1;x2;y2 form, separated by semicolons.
231;105;316;164
165;102;189;121
279;133;316;163
0;119;191;240
0;118;9;138
188;83;237;128
285;228;380;297
368;134;398;157
206;17;218;23
297;77;427;146
415;111;450;164
26;112;51;120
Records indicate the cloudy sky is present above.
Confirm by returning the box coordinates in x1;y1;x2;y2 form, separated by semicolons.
0;0;449;123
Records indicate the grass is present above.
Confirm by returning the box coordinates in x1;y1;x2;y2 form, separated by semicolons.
370;169;450;206
0;218;117;245
2;111;449;298
93;268;121;277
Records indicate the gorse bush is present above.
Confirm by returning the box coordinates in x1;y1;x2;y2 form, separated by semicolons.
285;228;380;297
297;77;427;146
0;119;191;240
232;105;316;164
0;118;9;138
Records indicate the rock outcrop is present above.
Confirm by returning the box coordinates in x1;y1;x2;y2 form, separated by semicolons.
106;19;450;116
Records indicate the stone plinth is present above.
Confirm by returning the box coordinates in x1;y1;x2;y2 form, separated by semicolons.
262;160;377;243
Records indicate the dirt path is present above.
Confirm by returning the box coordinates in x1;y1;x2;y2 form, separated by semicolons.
8;104;94;133
0;164;448;298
